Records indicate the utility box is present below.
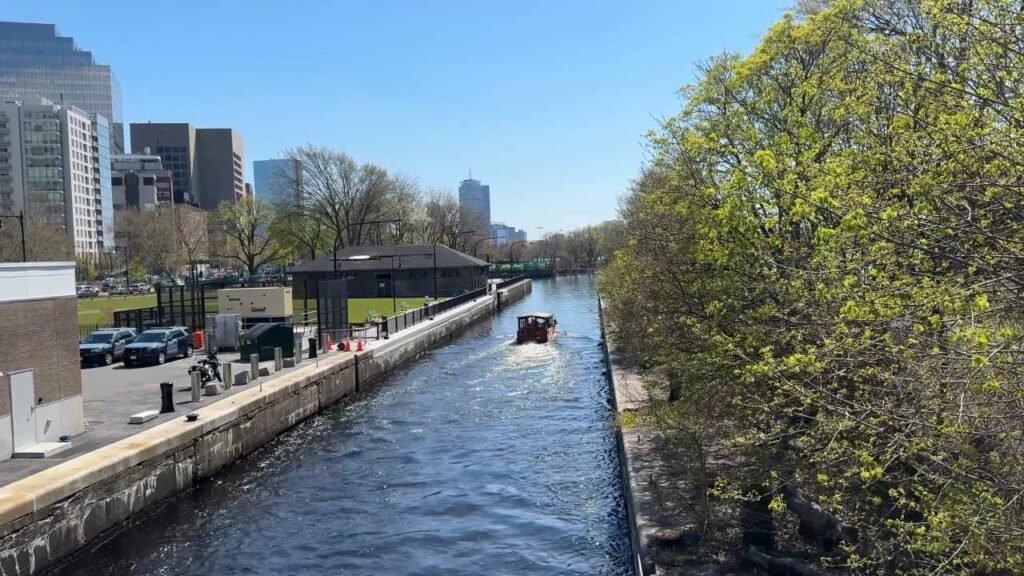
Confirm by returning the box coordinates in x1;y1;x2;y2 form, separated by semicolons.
218;287;293;327
240;323;295;361
205;314;242;352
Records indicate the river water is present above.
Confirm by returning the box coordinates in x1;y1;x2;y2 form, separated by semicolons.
55;276;631;576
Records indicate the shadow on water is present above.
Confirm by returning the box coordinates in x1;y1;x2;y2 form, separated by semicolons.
53;275;632;576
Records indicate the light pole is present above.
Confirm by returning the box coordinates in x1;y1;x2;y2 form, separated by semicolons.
433;230;475;298
329;219;403;279
343;251;434;318
509;239;528;266
472;235;500;258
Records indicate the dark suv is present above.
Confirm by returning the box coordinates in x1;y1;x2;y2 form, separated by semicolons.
80;328;138;366
123;327;193;367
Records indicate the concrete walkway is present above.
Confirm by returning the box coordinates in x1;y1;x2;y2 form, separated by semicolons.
0;342;358;487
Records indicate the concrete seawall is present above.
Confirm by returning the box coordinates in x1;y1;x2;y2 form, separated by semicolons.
0;280;531;576
599;297;656;576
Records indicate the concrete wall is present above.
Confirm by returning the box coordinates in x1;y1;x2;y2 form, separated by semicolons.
0;280;531;576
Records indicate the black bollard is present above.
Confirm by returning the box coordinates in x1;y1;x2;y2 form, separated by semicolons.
308;337;318;359
160;382;175;413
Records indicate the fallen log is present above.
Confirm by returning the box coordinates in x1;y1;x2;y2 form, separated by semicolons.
738;545;830;576
782;483;861;552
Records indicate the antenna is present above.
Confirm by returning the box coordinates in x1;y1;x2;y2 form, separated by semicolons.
468;168;472;180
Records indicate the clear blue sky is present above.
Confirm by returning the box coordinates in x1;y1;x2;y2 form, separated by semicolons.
7;1;784;232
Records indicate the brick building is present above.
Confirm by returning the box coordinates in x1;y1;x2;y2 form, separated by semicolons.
0;262;83;459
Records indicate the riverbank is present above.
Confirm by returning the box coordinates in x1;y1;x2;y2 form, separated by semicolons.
0;280;531;576
600;298;740;576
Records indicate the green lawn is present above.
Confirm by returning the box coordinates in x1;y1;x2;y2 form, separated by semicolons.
77;294;157;327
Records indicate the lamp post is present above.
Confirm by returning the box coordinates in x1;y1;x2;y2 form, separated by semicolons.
509;239;528;265
328;218;403;279
0;211;26;262
472;235;500;258
342;251;434;318
433;230;475;298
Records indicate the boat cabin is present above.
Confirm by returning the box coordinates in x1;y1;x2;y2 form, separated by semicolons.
516;312;557;344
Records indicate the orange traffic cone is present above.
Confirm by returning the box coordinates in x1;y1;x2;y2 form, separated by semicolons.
325;334;333;351
343;339;350;352
357;339;364;352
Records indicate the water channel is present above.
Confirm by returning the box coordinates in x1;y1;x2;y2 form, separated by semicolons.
54;276;631;576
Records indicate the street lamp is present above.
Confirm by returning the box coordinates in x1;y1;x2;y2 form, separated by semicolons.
434;230;475;298
509;239;529;264
472;235;500;258
326;218;403;279
341;251;434;319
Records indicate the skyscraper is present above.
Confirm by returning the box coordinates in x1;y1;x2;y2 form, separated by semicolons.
0;97;114;256
254;159;302;203
0;22;124;154
131;123;245;210
458;178;491;229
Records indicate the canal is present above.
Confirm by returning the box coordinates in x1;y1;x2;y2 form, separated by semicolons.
54;276;631;576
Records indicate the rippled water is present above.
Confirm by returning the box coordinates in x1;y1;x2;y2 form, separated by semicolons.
55;276;630;576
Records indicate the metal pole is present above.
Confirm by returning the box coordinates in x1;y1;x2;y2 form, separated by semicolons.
124;245;129;291
223;362;233;390
191;371;201;403
433;242;437;299
250;353;259;381
18;211;25;262
390;255;396;316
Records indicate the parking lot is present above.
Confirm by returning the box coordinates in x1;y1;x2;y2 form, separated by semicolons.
0;343;313;486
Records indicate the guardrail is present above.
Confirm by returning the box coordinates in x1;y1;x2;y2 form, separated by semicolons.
376;287;489;340
494;275;526;290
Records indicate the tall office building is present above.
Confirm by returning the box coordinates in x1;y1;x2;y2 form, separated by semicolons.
111;150;174;209
253;158;302;203
196;128;245;207
131;123;245;210
0;97;113;256
0;22;124;154
490;223;527;246
458;178;491;229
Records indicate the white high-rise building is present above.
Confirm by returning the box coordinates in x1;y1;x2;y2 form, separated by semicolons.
0;97;113;256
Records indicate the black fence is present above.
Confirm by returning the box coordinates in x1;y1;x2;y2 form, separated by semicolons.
377;287;489;340
494;275;526;290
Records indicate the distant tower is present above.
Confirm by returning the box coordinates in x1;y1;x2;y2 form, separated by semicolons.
458;177;491;229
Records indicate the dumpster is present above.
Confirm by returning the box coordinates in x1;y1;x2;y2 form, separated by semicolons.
240;323;295;361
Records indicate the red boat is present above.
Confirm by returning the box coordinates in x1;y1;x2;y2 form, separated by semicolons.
516;313;557;344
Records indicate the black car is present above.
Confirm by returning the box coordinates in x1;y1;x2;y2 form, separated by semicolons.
123;327;193;367
80;328;138;366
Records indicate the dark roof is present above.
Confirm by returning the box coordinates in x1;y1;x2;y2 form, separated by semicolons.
290;244;489;274
520;313;554;319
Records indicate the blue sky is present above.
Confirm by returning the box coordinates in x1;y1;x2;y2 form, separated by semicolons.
7;1;784;232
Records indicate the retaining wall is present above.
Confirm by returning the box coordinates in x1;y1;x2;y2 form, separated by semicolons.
0;281;531;576
599;298;656;576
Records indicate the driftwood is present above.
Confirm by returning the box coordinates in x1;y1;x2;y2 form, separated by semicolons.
738;546;830;576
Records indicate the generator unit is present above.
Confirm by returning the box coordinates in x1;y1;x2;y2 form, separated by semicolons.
218;287;293;328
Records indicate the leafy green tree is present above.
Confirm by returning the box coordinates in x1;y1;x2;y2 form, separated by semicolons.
602;1;1024;573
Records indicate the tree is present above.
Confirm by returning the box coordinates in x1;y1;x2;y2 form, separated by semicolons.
116;208;181;276
210;196;286;275
285;146;415;255
0;209;73;263
600;1;1024;573
173;205;208;278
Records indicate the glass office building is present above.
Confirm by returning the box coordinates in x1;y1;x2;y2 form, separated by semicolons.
0;22;124;154
253;158;302;203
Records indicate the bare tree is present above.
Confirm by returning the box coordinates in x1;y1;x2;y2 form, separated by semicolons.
210;196;286;275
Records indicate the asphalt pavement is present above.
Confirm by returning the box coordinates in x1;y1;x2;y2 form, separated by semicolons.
0;345;311;486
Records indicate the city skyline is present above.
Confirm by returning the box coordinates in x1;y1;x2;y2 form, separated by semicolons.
0;1;782;231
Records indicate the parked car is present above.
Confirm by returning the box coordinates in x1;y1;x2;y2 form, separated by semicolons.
110;285;128;295
123;327;193;367
129;282;151;294
76;285;100;298
80;328;138;366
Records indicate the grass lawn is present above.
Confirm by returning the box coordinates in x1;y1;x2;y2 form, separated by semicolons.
77;294;157;327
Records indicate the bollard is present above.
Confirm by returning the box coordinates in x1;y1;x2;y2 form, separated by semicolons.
274;347;283;372
308;337;318;359
223;362;233;390
160;382;175;413
294;338;302;364
191;371;201;403
250;353;259;381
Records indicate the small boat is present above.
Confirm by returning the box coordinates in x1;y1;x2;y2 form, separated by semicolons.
516;313;557;344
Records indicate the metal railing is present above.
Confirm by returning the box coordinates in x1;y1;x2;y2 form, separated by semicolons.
376;287;489;340
494;275;526;290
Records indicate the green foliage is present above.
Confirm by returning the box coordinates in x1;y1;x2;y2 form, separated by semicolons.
602;1;1024;572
